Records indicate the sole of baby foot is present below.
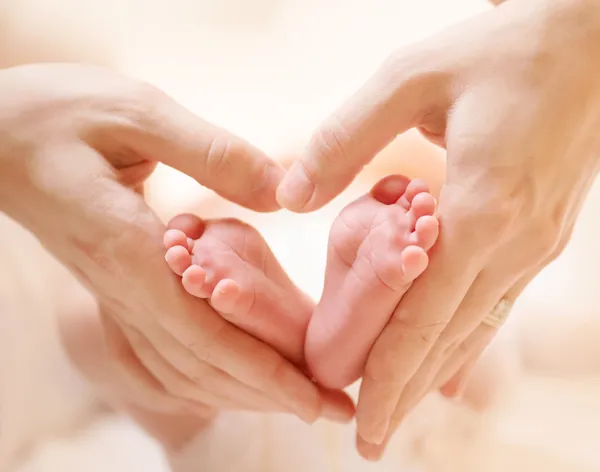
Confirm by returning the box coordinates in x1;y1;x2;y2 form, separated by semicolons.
164;215;313;366
306;175;439;389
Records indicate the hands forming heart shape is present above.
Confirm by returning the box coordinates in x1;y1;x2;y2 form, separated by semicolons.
1;0;600;461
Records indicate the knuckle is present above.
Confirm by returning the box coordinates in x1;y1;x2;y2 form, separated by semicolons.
441;337;464;356
390;314;447;346
117;80;167;129
529;218;564;262
309;117;352;171
446;194;519;243
205;133;235;179
132;80;165;107
380;47;419;87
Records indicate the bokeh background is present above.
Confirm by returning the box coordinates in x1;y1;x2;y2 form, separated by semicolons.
1;0;600;471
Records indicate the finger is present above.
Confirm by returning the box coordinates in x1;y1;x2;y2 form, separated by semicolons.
438;278;535;398
154;289;327;423
319;389;356;424
355;91;532;444
133;319;355;422
277;47;448;212
398;272;517;409
437;263;543;396
120;319;290;412
101;311;207;415
123;90;285;212
355;218;484;444
357;323;493;462
439;352;480;398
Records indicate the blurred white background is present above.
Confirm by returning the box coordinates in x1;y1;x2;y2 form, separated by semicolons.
1;0;600;471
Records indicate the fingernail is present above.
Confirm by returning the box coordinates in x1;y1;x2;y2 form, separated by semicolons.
276;162;314;211
360;419;389;446
283;377;320;424
322;402;354;423
357;435;385;461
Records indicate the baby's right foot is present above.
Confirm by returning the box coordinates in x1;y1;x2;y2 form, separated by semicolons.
163;214;314;366
305;175;439;389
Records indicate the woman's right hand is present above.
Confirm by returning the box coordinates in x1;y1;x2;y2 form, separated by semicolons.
0;63;353;422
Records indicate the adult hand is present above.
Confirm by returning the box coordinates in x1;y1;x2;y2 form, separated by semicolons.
276;0;600;457
0;63;352;422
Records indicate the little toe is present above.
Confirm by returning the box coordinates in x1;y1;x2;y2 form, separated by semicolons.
398;179;430;209
182;265;210;298
371;175;412;205
163;229;188;250
410;215;439;250
408;192;436;221
165;245;192;276
210;279;254;317
401;246;429;282
167;214;206;240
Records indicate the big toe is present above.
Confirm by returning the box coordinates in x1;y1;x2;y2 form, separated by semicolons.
168;213;206;239
370;175;412;205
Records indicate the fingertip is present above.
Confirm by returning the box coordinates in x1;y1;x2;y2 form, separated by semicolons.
356;435;385;462
255;163;286;212
320;389;356;423
276;162;316;212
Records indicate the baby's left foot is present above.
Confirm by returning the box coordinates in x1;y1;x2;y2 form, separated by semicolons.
305;175;439;389
163;215;313;365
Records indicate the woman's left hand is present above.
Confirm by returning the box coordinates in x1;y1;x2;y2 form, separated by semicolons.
276;0;600;459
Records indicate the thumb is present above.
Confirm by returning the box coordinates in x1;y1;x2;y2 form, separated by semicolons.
276;47;446;213
121;90;285;212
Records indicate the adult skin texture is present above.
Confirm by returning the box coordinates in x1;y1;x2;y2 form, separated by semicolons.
277;0;600;459
0;63;352;425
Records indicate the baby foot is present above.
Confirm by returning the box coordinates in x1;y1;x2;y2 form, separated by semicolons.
163;214;313;365
305;175;439;389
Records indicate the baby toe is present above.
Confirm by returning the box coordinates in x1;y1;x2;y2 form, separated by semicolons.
182;265;210;298
211;279;256;320
410;215;439;251
398;179;430;209
401;246;429;282
165;245;192;276
163;229;189;250
408;192;436;220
